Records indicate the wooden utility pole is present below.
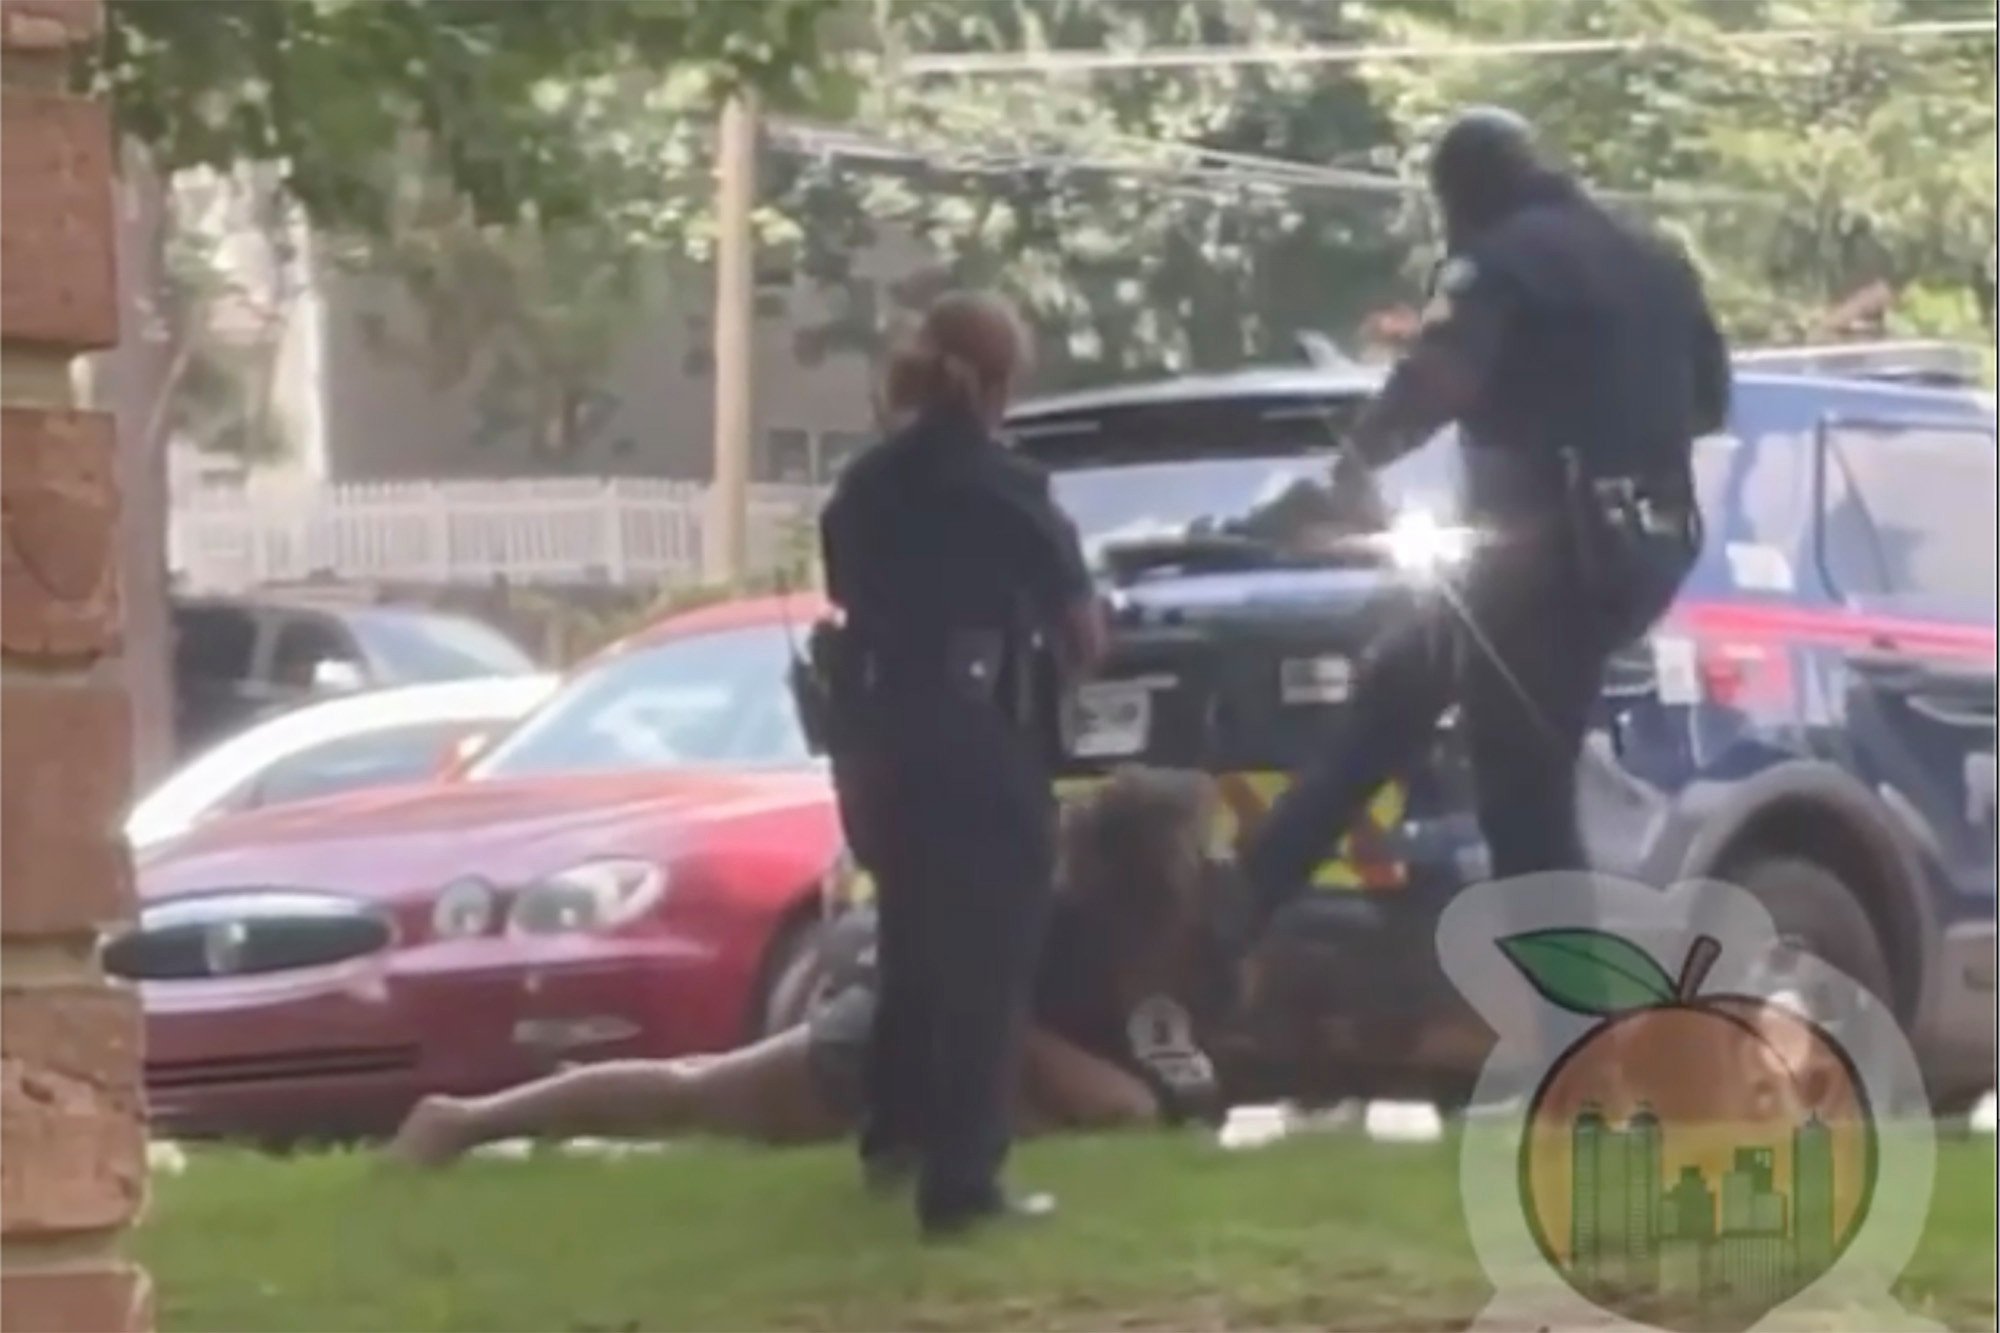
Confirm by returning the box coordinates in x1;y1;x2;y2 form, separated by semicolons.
706;91;757;587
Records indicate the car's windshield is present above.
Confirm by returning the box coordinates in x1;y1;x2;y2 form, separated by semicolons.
126;678;552;848
1011;390;1466;557
1043;434;1467;559
349;610;536;682
248;722;478;807
468;624;809;781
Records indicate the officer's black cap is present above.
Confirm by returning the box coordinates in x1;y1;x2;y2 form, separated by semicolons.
1427;106;1546;237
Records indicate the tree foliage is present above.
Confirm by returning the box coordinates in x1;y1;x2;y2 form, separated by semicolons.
96;0;846;463
95;0;844;232
795;0;1995;384
784;0;1424;386
102;0;1998;464
1360;0;1997;346
156;172;301;463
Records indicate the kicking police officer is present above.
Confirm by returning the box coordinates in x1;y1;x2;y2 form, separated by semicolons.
1241;109;1730;1005
810;292;1106;1238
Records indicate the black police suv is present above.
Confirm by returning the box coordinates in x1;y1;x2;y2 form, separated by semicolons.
1002;343;1995;1114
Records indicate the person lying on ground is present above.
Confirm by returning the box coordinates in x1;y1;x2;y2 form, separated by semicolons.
387;767;1243;1167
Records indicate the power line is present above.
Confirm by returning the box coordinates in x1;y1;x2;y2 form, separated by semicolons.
787;87;1780;208
774;118;1775;212
776;121;1376;205
900;19;1995;77
1058;118;1771;206
909;101;1411;194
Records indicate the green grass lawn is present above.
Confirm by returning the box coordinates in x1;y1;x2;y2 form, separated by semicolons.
138;1130;1996;1333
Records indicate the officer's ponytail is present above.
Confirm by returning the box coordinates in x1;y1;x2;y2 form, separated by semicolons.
878;291;1032;430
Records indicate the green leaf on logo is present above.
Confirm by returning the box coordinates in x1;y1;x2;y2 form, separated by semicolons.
1498;930;1677;1017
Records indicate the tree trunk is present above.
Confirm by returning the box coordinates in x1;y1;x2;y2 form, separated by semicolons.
85;143;178;785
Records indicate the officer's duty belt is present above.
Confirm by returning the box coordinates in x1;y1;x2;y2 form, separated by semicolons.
1588;475;1695;539
859;629;1009;703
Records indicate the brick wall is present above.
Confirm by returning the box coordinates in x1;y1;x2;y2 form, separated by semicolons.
0;2;152;1329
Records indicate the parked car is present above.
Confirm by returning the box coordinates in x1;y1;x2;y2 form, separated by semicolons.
997;344;1995;1113
127;674;558;852
171;595;540;758
119;598;841;1142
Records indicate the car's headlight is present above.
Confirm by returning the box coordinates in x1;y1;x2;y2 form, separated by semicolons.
1379;507;1480;577
508;858;667;936
433;876;499;939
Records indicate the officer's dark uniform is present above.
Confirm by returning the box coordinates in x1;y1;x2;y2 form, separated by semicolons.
1244;109;1730;926
817;397;1092;1231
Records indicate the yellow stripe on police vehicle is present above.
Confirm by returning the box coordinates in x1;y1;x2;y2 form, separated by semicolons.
834;775;1407;907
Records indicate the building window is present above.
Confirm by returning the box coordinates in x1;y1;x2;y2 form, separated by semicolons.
820;430;871;479
755;249;798;294
764;428;813;483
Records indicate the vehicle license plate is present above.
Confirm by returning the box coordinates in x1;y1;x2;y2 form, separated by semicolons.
1070;681;1153;758
1281;655;1354;705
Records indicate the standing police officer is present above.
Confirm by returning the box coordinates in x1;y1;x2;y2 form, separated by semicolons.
815;292;1105;1237
1242;109;1730;956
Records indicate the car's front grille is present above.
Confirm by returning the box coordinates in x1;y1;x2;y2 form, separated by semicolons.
147;1045;419;1090
104;889;393;982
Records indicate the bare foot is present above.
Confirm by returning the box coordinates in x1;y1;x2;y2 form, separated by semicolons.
385;1096;474;1168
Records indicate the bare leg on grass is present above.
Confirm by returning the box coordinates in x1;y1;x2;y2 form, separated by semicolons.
387;1028;845;1167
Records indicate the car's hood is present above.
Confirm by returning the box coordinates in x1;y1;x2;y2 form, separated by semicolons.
1111;566;1409;627
138;768;834;902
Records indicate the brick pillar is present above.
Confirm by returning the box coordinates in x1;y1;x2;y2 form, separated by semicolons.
1;2;152;1331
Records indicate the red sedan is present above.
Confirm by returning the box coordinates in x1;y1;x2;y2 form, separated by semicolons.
119;596;845;1142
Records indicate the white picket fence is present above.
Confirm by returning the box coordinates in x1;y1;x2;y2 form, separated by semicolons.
169;475;828;592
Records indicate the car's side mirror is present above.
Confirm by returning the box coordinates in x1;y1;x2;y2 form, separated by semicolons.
311;659;366;693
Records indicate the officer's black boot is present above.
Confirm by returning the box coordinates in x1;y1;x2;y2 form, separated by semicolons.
921;1189;1058;1242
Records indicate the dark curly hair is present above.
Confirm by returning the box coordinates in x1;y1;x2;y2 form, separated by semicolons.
1057;766;1219;1007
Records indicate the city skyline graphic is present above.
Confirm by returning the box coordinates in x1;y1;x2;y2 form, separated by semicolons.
1551;1102;1844;1314
1499;931;1877;1327
1441;884;1933;1333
